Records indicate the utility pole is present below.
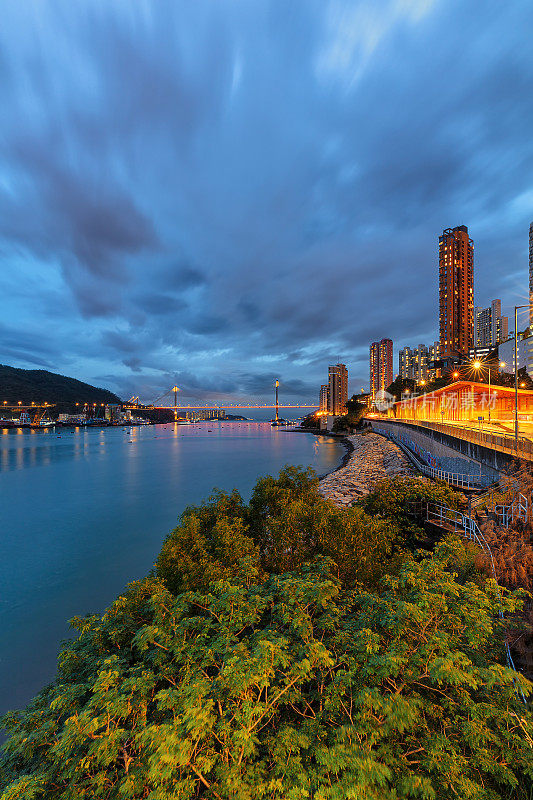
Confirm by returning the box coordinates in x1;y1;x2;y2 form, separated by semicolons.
275;380;279;422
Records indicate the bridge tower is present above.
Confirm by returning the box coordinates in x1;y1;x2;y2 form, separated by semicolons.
275;380;279;422
173;386;180;421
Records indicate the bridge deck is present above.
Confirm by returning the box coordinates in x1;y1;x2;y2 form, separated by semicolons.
125;404;318;410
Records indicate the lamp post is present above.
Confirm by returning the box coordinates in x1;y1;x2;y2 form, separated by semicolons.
512;305;531;447
472;359;507;427
472;360;483;429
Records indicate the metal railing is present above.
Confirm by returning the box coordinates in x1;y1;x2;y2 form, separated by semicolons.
418;502;526;702
495;493;529;528
372;425;495;489
383;417;533;462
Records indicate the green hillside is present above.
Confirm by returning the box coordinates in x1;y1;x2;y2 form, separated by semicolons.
0;364;122;405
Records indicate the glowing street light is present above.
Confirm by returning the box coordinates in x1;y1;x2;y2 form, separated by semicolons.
512;305;532;446
472;359;493;426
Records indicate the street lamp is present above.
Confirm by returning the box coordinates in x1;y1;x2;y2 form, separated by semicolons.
472;360;492;425
471;358;506;426
512;305;531;447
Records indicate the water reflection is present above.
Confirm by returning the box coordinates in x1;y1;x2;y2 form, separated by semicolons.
0;422;344;720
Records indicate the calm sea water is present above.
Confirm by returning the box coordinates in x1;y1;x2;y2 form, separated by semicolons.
0;417;343;717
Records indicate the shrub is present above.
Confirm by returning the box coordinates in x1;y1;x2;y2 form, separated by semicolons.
359;475;461;546
1;542;531;799
156;489;259;594
247;465;396;584
3;470;532;799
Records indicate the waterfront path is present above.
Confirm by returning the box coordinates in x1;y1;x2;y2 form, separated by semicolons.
319;432;413;507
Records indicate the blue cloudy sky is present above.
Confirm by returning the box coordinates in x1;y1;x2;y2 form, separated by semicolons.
1;0;532;402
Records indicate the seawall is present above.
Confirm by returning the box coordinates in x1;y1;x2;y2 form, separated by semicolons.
319;432;413;507
369;419;503;480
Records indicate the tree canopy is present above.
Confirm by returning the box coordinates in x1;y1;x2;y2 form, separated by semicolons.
1;467;532;800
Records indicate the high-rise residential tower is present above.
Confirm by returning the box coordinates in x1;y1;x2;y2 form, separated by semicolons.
399;341;440;382
529;222;533;328
474;299;508;349
319;384;329;413
370;339;393;399
328;364;348;415
439;225;474;359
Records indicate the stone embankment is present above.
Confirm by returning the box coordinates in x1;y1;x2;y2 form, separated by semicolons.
319;432;413;507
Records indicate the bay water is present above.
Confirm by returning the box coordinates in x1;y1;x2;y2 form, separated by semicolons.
0;417;343;717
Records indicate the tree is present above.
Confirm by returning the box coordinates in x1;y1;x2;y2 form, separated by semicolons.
2;469;532;799
331;397;367;432
300;411;319;429
359;475;461;547
386;376;416;402
1;541;531;799
156;489;257;594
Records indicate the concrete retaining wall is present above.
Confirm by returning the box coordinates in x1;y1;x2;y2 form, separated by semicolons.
370;419;505;480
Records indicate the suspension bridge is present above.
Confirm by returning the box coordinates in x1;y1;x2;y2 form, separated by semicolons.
124;383;317;418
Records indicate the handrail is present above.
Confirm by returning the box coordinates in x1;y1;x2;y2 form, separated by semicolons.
372;425;494;489
378;417;533;462
419;502;527;704
494;493;529;528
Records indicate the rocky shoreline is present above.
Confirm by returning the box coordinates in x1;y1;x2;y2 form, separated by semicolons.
319;431;414;507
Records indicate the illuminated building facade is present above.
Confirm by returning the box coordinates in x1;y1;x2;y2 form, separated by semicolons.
439;225;474;359
328;363;348;415
370;342;380;399
428;341;440;379
530;221;533;328
319;384;329;413
399;346;414;380
399;341;439;383
370;338;393;398
474;299;508;348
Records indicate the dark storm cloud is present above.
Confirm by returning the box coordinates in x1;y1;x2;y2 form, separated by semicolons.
162;265;208;291
140;293;189;316
1;0;532;399
239;372;314;398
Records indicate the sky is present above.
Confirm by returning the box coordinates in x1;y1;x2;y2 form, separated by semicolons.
1;0;532;404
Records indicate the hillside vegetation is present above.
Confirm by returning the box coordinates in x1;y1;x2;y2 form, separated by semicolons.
1;468;532;799
0;364;121;406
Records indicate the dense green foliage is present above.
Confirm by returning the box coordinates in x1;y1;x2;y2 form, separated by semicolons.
0;364;121;406
386;376;417;402
1;467;532;799
157;467;396;587
331;396;367;431
360;475;462;547
300;412;319;429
